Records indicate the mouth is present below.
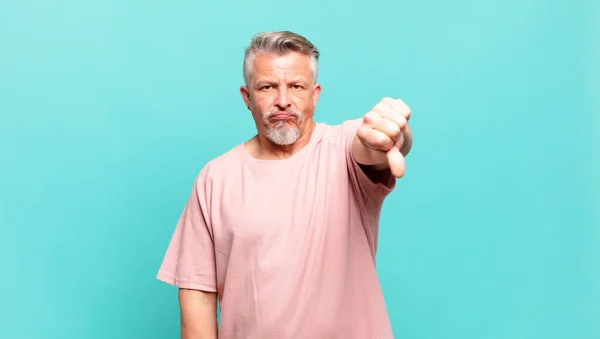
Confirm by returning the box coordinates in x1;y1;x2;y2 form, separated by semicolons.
266;109;300;121
270;112;297;121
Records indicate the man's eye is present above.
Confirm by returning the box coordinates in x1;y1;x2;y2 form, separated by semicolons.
292;85;303;90
261;85;272;90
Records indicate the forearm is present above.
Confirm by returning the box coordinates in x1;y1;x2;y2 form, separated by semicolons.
179;289;218;339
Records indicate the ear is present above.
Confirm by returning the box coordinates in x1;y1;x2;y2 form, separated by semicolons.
240;86;251;109
312;83;322;106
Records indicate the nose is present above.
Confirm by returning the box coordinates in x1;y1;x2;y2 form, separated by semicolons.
274;87;291;110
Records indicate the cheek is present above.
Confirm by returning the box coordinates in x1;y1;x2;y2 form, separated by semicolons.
255;92;275;106
291;90;307;100
249;93;268;110
293;92;313;108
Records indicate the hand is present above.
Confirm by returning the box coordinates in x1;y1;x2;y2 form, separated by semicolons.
356;97;412;178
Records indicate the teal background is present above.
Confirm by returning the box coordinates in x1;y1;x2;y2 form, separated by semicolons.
1;0;598;338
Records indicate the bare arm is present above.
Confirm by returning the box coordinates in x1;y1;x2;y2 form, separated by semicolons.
179;289;218;339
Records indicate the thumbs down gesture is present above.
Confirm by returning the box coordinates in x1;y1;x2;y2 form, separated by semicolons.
353;97;413;178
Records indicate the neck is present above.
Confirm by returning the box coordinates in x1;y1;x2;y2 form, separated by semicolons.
247;120;316;160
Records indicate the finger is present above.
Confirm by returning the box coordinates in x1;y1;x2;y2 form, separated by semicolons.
386;146;406;178
362;110;381;128
382;97;411;121
356;124;394;151
394;131;405;149
380;108;408;132
372;103;406;137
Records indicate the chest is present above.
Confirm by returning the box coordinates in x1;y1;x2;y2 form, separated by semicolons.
209;147;355;257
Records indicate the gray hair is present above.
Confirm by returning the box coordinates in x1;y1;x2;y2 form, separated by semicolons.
243;31;320;86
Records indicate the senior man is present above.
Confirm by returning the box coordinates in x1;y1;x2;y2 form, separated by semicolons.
157;30;413;338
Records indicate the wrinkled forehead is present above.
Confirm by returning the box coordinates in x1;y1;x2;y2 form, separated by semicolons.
251;52;312;82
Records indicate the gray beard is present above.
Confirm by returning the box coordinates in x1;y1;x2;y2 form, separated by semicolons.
263;108;302;146
265;121;301;145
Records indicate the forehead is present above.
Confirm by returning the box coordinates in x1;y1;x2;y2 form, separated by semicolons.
251;51;312;80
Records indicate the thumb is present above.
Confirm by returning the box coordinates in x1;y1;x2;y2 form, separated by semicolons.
386;146;406;178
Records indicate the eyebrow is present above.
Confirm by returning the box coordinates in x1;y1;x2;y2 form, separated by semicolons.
287;77;308;83
255;79;277;85
255;77;308;86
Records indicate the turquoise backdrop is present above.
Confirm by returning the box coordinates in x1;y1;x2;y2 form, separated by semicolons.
1;0;598;338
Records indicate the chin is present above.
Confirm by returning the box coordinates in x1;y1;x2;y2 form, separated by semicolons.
265;125;301;145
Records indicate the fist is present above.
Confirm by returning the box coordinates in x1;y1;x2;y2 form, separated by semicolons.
356;97;411;178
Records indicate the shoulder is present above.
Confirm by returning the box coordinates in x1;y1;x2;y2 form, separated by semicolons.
317;118;364;147
193;143;245;187
320;118;363;132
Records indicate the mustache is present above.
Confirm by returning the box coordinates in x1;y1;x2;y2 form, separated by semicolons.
264;106;302;121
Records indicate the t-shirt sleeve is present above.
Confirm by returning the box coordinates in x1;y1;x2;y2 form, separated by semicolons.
156;169;217;292
342;118;396;208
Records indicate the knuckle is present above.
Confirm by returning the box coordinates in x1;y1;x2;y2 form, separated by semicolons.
398;116;408;129
373;103;386;112
363;111;378;123
357;125;367;136
376;134;393;149
390;123;402;136
356;125;370;140
395;99;408;109
381;97;395;105
399;102;411;116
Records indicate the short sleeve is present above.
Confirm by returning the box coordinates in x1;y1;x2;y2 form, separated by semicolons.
156;169;217;292
342;118;396;207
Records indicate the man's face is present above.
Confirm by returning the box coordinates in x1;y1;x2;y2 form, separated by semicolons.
240;52;321;146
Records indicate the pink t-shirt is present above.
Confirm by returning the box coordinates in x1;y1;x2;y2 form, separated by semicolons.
157;118;396;338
